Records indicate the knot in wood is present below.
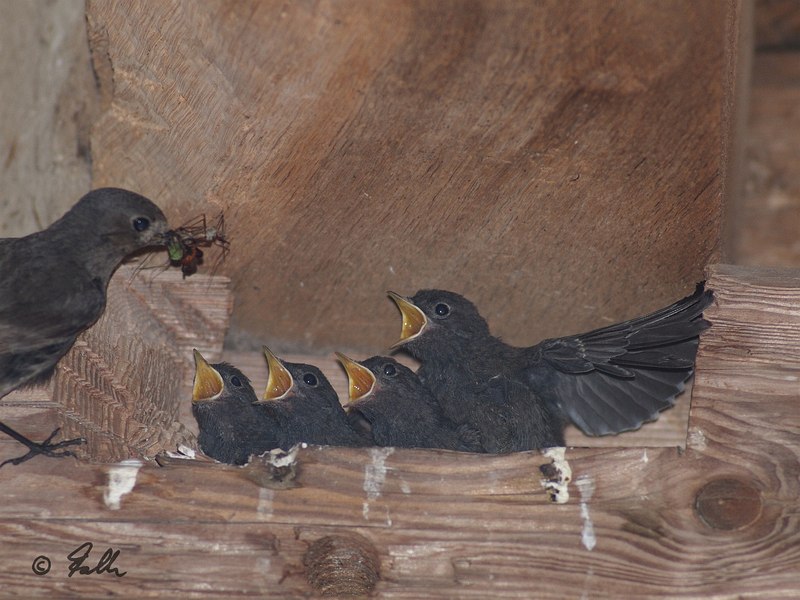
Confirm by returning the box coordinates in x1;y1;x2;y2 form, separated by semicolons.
303;533;380;597
694;478;763;530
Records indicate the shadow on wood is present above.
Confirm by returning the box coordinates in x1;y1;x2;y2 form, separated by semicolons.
85;0;733;353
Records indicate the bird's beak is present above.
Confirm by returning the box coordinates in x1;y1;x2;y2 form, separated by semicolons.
261;346;294;401
145;216;170;247
388;291;427;347
192;349;223;402
335;352;376;402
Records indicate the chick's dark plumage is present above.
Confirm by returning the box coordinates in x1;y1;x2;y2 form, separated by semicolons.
339;354;481;452
0;188;168;466
257;348;368;449
391;284;712;450
191;351;275;465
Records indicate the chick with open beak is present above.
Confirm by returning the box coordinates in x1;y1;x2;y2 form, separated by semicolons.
337;353;480;452
190;349;276;465
254;347;368;448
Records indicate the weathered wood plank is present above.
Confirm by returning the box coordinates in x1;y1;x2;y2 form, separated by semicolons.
0;264;232;464
1;264;798;598
0;444;796;597
735;52;800;267
1;516;797;599
0;445;772;528
86;0;731;353
689;265;800;505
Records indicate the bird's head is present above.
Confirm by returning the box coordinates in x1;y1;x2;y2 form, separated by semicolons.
62;188;169;258
258;346;339;409
191;349;255;405
336;353;421;402
388;289;490;358
336;354;424;443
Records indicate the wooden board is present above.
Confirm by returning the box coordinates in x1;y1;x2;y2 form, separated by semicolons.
754;0;800;49
0;264;232;464
0;264;797;597
0;0;95;238
734;52;800;267
85;0;734;353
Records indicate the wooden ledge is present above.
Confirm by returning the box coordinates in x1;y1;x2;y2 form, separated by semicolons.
0;263;798;597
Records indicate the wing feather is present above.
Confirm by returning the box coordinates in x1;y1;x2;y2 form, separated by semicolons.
524;285;712;435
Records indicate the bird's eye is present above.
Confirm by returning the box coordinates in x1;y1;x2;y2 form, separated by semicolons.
303;373;318;386
383;363;397;377
132;217;150;232
434;303;450;317
230;376;242;387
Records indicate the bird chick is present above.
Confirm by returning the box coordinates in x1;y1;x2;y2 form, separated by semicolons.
255;347;368;448
337;353;481;452
389;285;712;451
191;349;275;465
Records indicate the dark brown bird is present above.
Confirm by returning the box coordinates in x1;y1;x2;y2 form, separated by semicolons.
191;350;274;465
389;285;713;452
256;347;368;448
0;188;168;466
337;353;481;452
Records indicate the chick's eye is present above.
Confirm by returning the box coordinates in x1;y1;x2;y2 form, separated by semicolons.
434;303;450;317
303;373;318;386
383;363;397;377
230;376;242;387
132;217;150;232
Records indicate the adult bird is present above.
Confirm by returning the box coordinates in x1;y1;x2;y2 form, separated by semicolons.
336;353;482;452
257;347;368;448
389;285;713;452
0;188;168;466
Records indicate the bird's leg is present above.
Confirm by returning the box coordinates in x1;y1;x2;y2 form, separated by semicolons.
0;422;85;468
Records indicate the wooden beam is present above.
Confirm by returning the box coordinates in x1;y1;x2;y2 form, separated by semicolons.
85;0;732;353
734;52;800;266
0;264;797;597
0;264;232;464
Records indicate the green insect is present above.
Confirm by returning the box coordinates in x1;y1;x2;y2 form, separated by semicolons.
166;235;185;262
160;213;229;278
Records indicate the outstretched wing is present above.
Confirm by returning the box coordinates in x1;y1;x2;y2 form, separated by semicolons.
523;284;713;436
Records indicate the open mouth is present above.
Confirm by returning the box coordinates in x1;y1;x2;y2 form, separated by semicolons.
261;346;294;401
387;291;427;346
335;352;377;401
192;349;223;402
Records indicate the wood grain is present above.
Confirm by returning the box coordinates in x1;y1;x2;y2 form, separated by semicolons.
85;0;731;353
0;264;798;597
0;264;233;464
755;0;800;48
0;1;95;238
735;52;800;266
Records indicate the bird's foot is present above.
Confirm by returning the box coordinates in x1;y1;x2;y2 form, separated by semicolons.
0;425;85;468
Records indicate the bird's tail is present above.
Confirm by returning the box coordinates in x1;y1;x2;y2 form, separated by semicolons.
534;283;713;436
